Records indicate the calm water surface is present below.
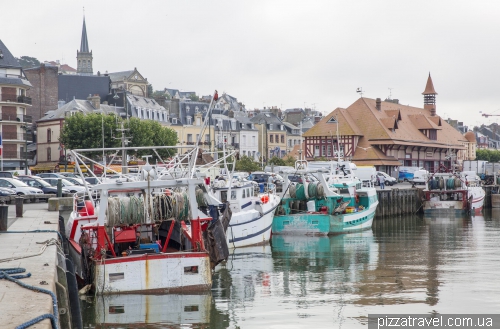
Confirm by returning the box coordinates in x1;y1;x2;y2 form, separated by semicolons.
82;209;500;328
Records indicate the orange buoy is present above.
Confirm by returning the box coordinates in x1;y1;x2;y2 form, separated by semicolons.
78;200;95;216
261;195;269;204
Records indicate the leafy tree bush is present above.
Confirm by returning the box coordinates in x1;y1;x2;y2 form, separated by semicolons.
235;156;260;172
268;156;285;166
60;113;177;160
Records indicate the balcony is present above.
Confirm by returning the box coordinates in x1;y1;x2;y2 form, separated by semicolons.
1;114;32;123
0;95;32;105
2;133;33;142
17;96;32;105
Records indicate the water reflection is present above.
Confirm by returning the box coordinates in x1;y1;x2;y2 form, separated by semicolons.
81;212;500;328
82;292;225;328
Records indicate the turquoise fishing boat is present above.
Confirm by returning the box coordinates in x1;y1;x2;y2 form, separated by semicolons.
272;161;378;236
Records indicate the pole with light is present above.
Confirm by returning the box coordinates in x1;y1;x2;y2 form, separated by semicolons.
259;118;265;170
20;124;29;174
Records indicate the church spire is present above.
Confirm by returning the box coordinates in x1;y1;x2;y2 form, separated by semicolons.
76;15;93;75
80;17;89;53
422;73;437;116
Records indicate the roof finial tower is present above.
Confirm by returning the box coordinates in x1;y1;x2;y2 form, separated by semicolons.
422;72;437;116
77;14;93;76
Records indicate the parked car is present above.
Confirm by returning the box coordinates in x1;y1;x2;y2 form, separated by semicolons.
16;175;71;194
0;187;16;196
63;177;87;186
40;178;86;194
58;172;85;185
0;172;15;178
84;177;100;185
36;173;65;179
0;178;44;195
375;171;397;186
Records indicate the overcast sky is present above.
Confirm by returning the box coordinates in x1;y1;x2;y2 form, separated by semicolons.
3;0;500;127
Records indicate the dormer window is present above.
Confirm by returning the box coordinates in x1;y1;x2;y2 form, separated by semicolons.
269;124;273;130
172;118;177;124
281;125;284;130
231;120;236;130
187;116;192;125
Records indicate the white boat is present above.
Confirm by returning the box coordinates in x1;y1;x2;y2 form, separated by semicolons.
65;147;229;295
423;170;485;215
210;177;280;248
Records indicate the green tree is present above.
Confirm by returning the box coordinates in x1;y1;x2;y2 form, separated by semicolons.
125;118;178;160
283;155;296;167
16;56;40;69
60;113;120;158
60;114;178;160
235;156;260;172
268;156;285;166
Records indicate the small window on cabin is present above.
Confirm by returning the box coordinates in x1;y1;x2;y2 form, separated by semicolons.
220;191;227;202
231;191;237;200
242;189;246;198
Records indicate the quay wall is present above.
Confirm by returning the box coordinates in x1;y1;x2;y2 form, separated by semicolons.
0;203;80;329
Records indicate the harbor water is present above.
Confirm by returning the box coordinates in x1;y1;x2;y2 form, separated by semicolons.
81;209;500;328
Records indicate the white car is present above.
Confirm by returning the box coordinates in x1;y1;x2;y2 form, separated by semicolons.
0;178;44;195
41;178;86;194
376;171;397;186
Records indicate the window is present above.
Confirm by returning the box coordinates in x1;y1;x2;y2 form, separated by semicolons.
281;135;284;143
47;128;51;142
187;134;193;143
270;135;274;143
187;116;192;125
269;124;273;130
275;135;279;143
252;136;256;146
242;135;246;146
231;120;236;130
196;117;201;126
47;147;51;161
172;118;177;124
231;190;237;200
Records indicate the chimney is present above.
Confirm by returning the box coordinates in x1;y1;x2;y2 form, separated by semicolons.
376;98;381;111
228;110;234;118
88;94;101;109
430;107;436;116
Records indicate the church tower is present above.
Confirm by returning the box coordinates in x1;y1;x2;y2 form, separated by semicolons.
76;16;93;75
422;73;437;116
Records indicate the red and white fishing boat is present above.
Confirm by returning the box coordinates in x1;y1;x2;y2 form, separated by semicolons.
64;147;229;295
423;167;485;215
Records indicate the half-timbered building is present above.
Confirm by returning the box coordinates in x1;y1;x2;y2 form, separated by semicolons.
303;74;467;175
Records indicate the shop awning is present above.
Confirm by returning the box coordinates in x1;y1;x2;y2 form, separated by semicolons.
30;162;60;172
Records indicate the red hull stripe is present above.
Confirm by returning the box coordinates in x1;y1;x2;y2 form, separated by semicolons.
69;215;98;239
69;239;82;253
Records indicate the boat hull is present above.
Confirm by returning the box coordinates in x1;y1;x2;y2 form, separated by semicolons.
423;188;485;215
93;251;212;294
272;201;377;236
226;196;279;248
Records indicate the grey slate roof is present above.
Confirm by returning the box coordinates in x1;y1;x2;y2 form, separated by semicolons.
250;112;285;131
169;101;209;125
128;94;166;118
0;77;32;87
58;75;110;103
0;39;22;69
80;18;89;53
108;70;134;82
37;99;124;122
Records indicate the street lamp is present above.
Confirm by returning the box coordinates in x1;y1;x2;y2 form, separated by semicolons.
58;144;67;172
259;119;265;170
21;124;29;174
